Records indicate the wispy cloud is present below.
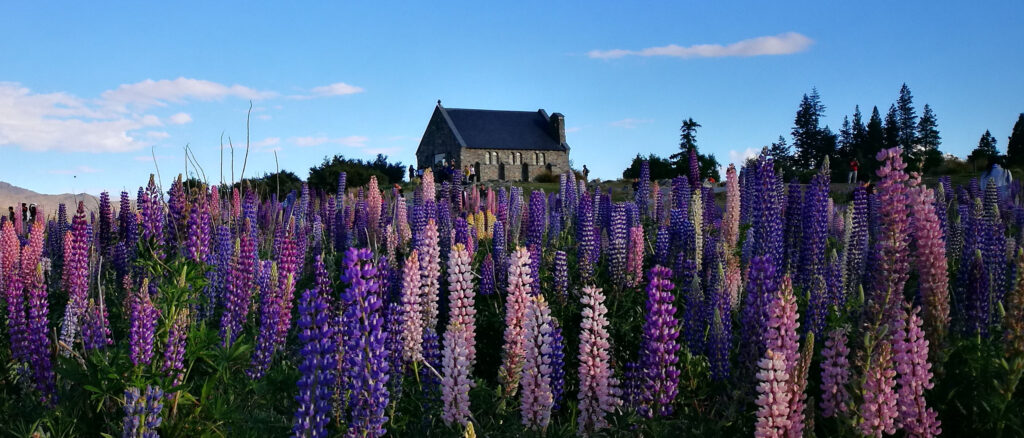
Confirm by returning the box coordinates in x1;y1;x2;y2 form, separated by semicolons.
588;32;813;60
291;135;368;147
101;77;277;110
168;112;192;125
48;165;101;175
310;82;364;96
250;137;281;148
610;118;653;129
290;82;365;100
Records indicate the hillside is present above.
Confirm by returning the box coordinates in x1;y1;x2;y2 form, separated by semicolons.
0;181;101;219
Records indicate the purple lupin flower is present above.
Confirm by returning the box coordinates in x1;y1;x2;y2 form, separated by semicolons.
5;260;28;363
129;279;160;366
548;319;566;411
636;160;651;218
249;262;282;379
480;253;496;297
202;225;232;320
846;186;869;296
165;176;187;252
678;258;705;354
185;195;211;263
707;260;732;381
82;299;113;352
276;218;300;346
220;219;256;347
163;309;190;388
98;191;116;260
739;256;780;380
527;190;546;249
637;265;681;418
25;273;55;403
552;250;568;302
340;248;389;437
122;385;164;438
748;154;784;273
576;194;597;282
609;203;628;287
292;285;336;438
908;177;951;350
419;326;443;411
820;328;851;418
801;160;830;336
782;182;803;275
687;147;700;187
893;305;941;437
869;148;912;327
59;201;91;352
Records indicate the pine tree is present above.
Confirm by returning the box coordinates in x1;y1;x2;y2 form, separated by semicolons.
838;116;853;162
1006;114;1024;167
670;118;701;171
896;83;919;153
864;106;886;178
792;88;831;172
968;130;1000;167
851;105;867;156
883;104;900;151
916;104;942;172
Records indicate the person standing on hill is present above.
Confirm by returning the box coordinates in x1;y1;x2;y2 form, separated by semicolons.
582;165;590;181
409;165;415;181
848;158;859;184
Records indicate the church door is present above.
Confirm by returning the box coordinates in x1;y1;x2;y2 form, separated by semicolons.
521;163;529;181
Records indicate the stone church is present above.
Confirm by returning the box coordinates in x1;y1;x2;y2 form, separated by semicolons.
416;101;571;182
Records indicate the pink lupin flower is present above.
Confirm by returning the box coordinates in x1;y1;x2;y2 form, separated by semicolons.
893;305;941;437
820;328;851;418
367;175;382;241
520;295;555;431
723;163;741;248
907;174;950;350
626;226;644;288
447;244;476;363
725;254;742;308
787;332;814;437
499;246;533;397
399;250;424;362
577;285;621;436
767;275;801;375
859;341;899;437
421;168;435;199
419;219;442;330
870;147;911;326
754;349;792;438
395;196;411;245
1;220;19;293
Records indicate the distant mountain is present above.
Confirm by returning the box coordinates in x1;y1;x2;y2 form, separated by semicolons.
0;181;102;219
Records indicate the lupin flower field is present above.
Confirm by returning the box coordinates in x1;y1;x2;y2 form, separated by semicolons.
4;147;1024;437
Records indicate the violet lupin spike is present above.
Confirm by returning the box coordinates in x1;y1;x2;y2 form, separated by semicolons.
339;248;389;437
292;286;336;438
637;265;680;418
893;305;941;437
129;279;160;366
722;163;740;248
908;176;951;351
819;328;851;419
59;201;90;353
163;309;190;388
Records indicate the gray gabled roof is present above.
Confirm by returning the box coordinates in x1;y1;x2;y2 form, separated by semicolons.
438;105;569;152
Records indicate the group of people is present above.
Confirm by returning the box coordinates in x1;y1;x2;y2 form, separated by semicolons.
7;203;37;224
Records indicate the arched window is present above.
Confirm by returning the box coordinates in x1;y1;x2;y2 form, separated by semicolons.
516;152;522;164
540;153;546;165
484;153;490;165
492;152;499;165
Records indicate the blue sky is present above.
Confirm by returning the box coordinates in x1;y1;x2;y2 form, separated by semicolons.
1;1;1021;195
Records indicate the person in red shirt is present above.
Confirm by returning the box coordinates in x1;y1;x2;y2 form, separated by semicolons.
848;159;859;184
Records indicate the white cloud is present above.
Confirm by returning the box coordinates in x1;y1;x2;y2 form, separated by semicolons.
588;32;813;60
565;126;582;133
310;82;364;97
48;165;101;175
610;118;653;129
728;148;760;165
291;135;368;147
101;77;277;110
250;137;281;148
139;114;163;126
0;82;147;152
257;114;272;121
168;112;192;125
146;131;171;139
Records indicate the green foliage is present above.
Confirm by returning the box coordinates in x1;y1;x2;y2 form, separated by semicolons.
968;130;1001;168
307;153;405;194
622;154;678;180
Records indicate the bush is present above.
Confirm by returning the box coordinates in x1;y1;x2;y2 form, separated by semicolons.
533;170;558;183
